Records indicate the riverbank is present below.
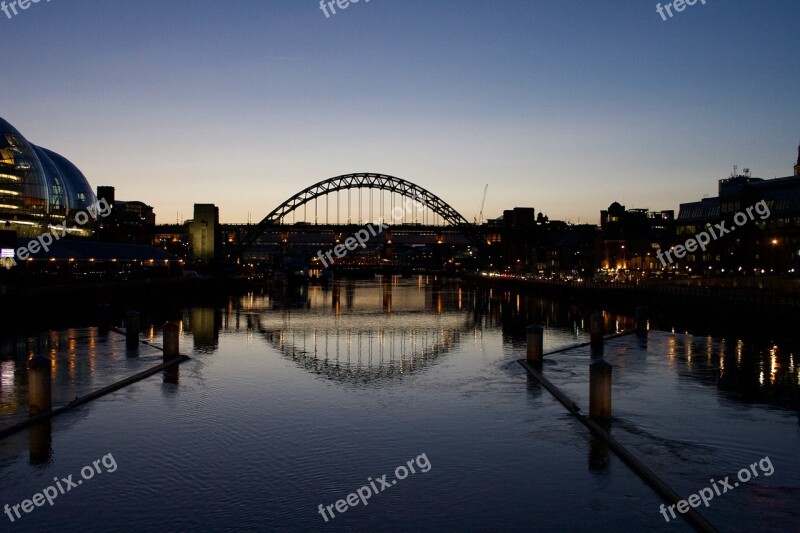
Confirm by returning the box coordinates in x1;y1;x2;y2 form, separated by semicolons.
0;276;258;334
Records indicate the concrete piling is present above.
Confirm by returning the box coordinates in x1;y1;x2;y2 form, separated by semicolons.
125;311;140;350
589;359;612;421
590;313;604;356
526;325;544;364
635;306;648;338
163;322;180;361
28;354;52;416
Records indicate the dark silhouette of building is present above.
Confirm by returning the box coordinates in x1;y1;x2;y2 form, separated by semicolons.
598;202;674;275
795;142;800;177
483;207;599;278
155;224;190;260
95;186;156;245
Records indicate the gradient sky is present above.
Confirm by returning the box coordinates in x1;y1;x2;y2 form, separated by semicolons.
1;0;798;224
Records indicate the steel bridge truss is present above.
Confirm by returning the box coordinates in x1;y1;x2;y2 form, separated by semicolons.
246;173;481;248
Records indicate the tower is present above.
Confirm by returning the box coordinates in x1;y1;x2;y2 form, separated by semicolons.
190;204;220;263
795;140;800;177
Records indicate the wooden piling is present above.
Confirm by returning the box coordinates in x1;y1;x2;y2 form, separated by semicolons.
526;325;544;364
163;322;180;361
590;313;604;356
28;354;52;416
589;359;612;421
125;311;140;350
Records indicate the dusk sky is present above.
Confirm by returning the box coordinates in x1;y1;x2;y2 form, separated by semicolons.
1;0;798;224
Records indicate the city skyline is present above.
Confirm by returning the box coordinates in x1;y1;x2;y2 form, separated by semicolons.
1;1;799;224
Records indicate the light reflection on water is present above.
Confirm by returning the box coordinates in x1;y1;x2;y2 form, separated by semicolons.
0;278;797;531
173;277;799;409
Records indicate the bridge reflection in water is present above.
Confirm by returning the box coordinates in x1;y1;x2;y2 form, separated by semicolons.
179;277;800;409
200;277;477;384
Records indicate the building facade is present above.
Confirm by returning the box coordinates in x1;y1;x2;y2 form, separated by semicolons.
676;159;800;274
0;117;97;239
189;204;220;264
598;202;674;276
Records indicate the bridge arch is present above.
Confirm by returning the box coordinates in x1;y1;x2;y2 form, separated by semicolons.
246;173;482;248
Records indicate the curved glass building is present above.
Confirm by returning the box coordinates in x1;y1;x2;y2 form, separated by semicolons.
0;117;97;238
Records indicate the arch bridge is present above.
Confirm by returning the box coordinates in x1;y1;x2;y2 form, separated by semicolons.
244;173;485;250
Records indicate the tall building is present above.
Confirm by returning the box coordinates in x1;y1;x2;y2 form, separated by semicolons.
0;117;97;238
190;204;220;263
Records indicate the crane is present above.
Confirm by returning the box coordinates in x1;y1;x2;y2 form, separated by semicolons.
475;184;488;224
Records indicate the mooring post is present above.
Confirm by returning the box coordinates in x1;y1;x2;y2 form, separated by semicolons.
163;322;180;361
526;325;544;364
590;313;604;356
97;303;111;334
28;354;52;416
589;359;612;421
125;311;140;350
635;306;648;338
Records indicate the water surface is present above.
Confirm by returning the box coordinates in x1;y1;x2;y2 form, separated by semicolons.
1;278;797;531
